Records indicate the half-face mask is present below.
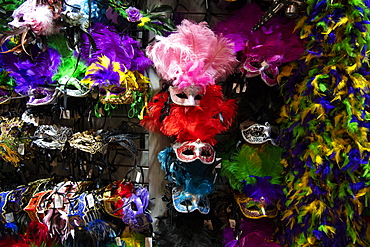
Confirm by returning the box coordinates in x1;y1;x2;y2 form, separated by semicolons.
236;176;284;219
33;125;73;150
172;139;215;165
240;121;279;146
27;87;62;107
102;131;139;156
243;52;281;87
122;186;152;232
81;56;150;106
58;76;90;97
0;117;31;166
234;193;279;219
8;0;61;36
68;130;103;154
103;180;134;218
172;186;210;214
168;85;204;106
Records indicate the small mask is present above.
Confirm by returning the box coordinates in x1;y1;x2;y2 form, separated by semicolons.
169;86;204;106
27;87;62;106
235;193;279;219
33;125;73;150
172;139;215;165
122;186;152;232
241;122;279;146
243;54;281;87
172;186;210;214
58;76;90;97
69;130;103;154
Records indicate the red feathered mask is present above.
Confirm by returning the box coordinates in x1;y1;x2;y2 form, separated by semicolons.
141;85;236;145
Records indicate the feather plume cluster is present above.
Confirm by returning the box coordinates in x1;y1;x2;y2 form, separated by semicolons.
141;85;236;145
147;19;237;90
47;34;87;82
213;3;304;86
9;0;59;36
80;23;152;73
3;48;61;94
221;144;283;192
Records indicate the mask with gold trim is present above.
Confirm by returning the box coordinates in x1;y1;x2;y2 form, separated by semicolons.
236;176;283;219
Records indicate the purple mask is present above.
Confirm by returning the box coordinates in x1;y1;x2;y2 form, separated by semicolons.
27;87;61;106
121;186;152;232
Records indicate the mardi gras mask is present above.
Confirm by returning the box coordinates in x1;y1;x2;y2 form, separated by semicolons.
27;87;62;106
102;132;139;156
33;125;73;150
81;56;150;105
68;192;88;228
235;177;284;219
172;186;210;214
8;0;60;36
6;187;27;215
240;122;279;145
69;130;103;154
172;139;215;165
122;186;152;232
169;85;204;106
103;181;134;218
58;76;90;97
243;53;281;87
0;117;30;166
234;193;279;219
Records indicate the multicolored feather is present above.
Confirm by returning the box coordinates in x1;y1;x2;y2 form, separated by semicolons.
278;0;370;246
79;22;152;73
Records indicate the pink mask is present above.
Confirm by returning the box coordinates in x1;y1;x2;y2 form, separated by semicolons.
169;86;204;106
172;139;215;164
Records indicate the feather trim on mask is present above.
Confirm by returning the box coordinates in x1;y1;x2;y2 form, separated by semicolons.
3;47;61;94
141;85;236;145
80;23;152;73
146;19;237;90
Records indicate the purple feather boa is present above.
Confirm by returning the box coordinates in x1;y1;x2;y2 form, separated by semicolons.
3;48;61;94
80;23;152;73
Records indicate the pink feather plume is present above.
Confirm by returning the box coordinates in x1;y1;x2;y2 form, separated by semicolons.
146;19;237;89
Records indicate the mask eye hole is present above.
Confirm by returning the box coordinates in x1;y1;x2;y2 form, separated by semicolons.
180;199;192;206
200;149;212;157
175;93;188;99
19;16;24;22
182;149;194;156
34;93;47;99
266;205;275;211
246;205;260;211
194;94;203;100
250;62;261;68
130;202;138;211
198;200;206;208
